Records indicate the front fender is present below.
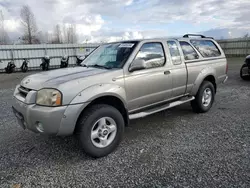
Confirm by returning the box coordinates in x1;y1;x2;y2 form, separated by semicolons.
69;83;127;107
190;67;217;96
57;84;127;135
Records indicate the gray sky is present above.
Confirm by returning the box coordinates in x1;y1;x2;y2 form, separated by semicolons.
1;0;250;43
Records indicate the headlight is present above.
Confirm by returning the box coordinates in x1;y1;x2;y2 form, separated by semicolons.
36;89;62;106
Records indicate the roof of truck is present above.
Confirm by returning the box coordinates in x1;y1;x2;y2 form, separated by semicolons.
111;34;215;44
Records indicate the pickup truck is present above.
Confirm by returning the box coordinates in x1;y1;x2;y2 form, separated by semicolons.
12;34;228;157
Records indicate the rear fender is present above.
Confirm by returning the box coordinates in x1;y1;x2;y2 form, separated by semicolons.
190;67;217;96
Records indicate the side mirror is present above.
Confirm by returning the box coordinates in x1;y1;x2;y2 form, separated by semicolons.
129;59;146;72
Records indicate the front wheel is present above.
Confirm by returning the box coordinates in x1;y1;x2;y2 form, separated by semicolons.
191;81;215;113
240;64;250;80
76;104;125;158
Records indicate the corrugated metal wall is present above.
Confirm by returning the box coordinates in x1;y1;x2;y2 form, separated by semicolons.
217;39;250;57
0;39;249;72
0;43;99;72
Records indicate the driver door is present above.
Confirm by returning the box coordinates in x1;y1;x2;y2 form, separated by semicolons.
124;42;173;112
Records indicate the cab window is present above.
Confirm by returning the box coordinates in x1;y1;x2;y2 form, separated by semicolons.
180;41;199;61
191;40;221;57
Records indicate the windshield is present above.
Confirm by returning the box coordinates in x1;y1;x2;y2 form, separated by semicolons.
82;42;138;69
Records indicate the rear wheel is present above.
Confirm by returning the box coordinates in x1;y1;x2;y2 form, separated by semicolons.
76;104;124;158
191;81;215;113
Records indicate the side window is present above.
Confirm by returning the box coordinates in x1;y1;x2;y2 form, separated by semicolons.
134;42;165;69
191;40;221;57
167;41;182;65
180;41;199;61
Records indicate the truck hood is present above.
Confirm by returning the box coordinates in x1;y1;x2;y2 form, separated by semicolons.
20;67;108;90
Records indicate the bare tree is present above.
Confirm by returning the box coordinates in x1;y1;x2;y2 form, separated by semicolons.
67;26;71;43
243;33;249;39
67;24;74;44
20;5;38;44
37;31;49;44
53;24;62;44
0;10;10;44
62;24;67;43
62;23;78;44
73;24;78;43
44;31;51;43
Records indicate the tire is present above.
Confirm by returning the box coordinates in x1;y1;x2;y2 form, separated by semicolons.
45;63;49;71
41;64;46;71
21;65;28;72
41;63;49;71
191;81;215;113
76;104;125;158
5;67;14;74
240;64;250;80
5;67;9;74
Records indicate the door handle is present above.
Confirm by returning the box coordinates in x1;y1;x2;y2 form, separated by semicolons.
164;70;171;75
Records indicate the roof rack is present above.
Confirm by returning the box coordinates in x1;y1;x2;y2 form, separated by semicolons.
183;34;206;38
183;34;214;39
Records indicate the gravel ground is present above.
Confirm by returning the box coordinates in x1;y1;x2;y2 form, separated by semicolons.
0;58;249;188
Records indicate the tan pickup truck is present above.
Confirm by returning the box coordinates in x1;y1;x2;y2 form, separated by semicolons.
12;34;228;157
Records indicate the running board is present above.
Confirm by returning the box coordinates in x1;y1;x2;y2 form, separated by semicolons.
129;96;195;120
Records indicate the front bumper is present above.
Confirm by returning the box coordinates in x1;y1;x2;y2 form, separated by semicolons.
12;97;67;135
12;97;88;136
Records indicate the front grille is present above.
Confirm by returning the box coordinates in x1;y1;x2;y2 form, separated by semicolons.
18;86;31;98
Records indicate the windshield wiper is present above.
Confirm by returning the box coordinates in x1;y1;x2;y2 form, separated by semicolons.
89;64;112;69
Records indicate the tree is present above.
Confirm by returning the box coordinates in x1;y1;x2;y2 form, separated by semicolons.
0;10;10;44
43;31;51;44
62;23;78;44
243;33;249;39
20;5;38;44
67;24;77;44
53;24;62;44
37;31;48;44
62;24;67;43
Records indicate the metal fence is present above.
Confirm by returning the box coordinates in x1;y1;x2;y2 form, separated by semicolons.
0;43;99;73
0;39;249;73
217;39;250;57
